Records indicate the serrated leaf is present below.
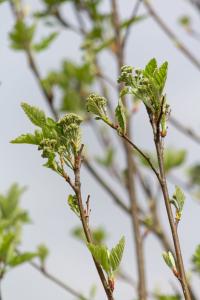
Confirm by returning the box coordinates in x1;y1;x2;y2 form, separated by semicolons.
143;58;157;78
21;102;46;127
33;32;58;52
87;243;110;274
110;236;125;272
11;132;41;145
115;98;126;134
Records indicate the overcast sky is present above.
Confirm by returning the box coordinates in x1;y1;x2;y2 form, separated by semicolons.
1;0;200;299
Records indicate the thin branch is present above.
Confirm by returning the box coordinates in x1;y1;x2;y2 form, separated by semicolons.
143;0;200;71
122;0;143;50
170;116;200;145
29;261;89;300
73;145;114;300
151;120;191;300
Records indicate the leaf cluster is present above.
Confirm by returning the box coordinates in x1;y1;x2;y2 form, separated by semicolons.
87;236;125;279
0;185;38;278
42;61;94;113
11;103;83;172
118;58;169;118
10;20;58;52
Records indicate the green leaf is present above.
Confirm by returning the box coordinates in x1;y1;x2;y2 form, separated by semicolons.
10;20;36;50
120;15;147;29
171;186;185;220
21;102;46;127
87;243;110;274
110;236;125;272
162;251;176;270
192;244;200;273
96;147;115;167
115;98;126;134
143;58;157;78
8;252;37;267
33;32;58;52
10;131;43;145
37;244;49;265
67;195;80;217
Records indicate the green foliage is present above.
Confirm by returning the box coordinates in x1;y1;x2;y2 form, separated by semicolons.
188;164;200;186
10;20;36;50
192;245;200;273
72;226;107;245
87;236;125;278
162;251;176;271
21;102;47;127
10;19;58;52
33;32;58;52
118;59;169;118
42;61;94;113
68;195;80;217
95;147;115;168
37;244;49;266
86;93;108;120
11;103;83;172
137;148;186;173
0;185;39;278
178;15;191;27
170;186;185;221
115;98;127;134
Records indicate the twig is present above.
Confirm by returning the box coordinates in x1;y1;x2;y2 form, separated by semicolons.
73;145;114;300
143;0;200;71
170;116;200;145
122;0;143;50
29;261;89;300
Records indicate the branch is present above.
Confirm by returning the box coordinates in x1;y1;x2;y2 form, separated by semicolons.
111;1;147;299
151;120;191;300
121;0;143;50
143;0;200;71
29;261;89;300
73;146;114;300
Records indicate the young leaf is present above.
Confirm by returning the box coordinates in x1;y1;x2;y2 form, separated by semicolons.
37;244;49;265
10;132;42;145
115;98;126;134
33;32;58;52
67;195;80;217
87;243;110;274
10;20;36;50
21;102;46;127
162;251;176;270
8;252;37;267
171;186;185;220
110;236;125;272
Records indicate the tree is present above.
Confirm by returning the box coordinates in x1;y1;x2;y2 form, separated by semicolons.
1;0;200;299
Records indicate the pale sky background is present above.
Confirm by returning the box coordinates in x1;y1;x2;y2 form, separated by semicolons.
1;0;200;299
